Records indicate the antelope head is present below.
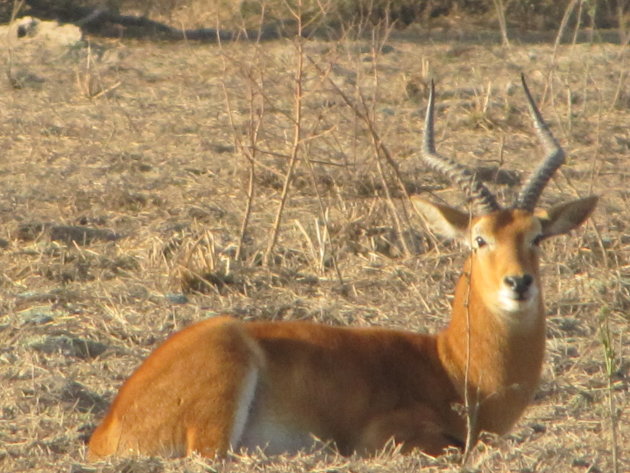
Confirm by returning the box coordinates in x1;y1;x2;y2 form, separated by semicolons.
413;75;598;321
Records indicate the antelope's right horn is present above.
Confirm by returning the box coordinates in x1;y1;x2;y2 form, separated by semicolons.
421;80;501;215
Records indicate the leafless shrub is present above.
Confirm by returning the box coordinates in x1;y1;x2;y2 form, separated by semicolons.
0;2;626;472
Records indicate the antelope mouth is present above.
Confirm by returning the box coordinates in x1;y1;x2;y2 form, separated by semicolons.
498;286;539;313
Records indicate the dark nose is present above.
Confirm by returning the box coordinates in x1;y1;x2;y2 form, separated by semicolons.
504;274;533;296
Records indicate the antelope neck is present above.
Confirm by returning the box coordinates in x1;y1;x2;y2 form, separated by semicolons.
436;262;546;435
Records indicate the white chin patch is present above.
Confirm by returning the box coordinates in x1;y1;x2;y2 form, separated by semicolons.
497;285;539;315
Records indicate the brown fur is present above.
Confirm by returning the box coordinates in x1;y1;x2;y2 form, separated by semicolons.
87;197;597;459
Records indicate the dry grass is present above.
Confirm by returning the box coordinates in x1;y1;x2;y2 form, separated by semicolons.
0;13;628;473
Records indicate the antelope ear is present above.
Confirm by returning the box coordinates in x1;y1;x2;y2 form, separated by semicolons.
539;195;598;237
411;197;471;243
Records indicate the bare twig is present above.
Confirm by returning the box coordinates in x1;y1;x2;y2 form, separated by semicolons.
461;205;479;466
300;120;346;286
491;0;511;48
218;36;266;263
264;1;306;265
552;0;580;61
6;0;26;87
599;307;620;473
309;55;416;257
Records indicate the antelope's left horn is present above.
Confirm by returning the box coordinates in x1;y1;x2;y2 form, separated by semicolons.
515;74;566;212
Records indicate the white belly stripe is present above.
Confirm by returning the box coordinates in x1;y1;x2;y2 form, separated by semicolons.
229;365;259;448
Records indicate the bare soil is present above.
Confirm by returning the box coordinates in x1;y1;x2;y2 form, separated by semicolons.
0;19;628;473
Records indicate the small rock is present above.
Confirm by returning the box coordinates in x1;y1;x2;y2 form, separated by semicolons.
28;335;107;359
54;378;108;413
16;222;50;241
0;16;82;49
18;306;55;325
50;225;120;244
165;293;188;304
16;222;121;244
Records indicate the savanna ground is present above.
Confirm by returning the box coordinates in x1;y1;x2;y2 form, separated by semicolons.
0;5;628;473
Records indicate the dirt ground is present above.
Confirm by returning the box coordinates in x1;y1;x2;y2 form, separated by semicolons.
0;16;628;473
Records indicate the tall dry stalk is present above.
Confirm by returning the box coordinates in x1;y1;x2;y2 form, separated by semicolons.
218;47;251;262
491;0;511;48
359;87;413;257
5;0;26;87
459;201;482;467
264;0;307;266
599;307;621;473
234;83;264;263
310;33;418;258
220;62;265;263
618;1;630;45
552;0;580;60
297;97;346;285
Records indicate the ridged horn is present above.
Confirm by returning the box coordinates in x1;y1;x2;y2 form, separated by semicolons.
422;80;501;215
515;74;566;212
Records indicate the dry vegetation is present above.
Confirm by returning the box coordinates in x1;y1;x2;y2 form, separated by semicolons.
0;5;628;473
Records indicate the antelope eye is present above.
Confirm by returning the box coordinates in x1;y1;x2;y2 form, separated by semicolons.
532;234;544;247
475;236;487;248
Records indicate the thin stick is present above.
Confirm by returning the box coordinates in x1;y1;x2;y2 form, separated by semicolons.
6;0;26;87
552;0;580;62
461;204;478;466
264;1;305;265
358;89;412;257
599;309;620;473
608;66;627;112
573;0;585;46
310;57;416;257
300;125;346;287
217;39;264;262
237;89;263;262
491;0;511;48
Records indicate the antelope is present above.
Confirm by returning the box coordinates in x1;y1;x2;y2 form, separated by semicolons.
87;76;597;460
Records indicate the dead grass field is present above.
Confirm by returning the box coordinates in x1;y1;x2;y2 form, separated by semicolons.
0;17;628;473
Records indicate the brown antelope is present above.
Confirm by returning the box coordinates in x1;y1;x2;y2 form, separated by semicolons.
87;76;597;460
